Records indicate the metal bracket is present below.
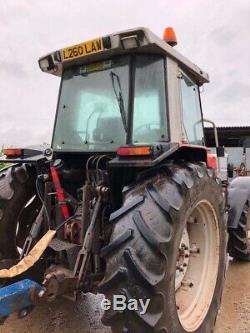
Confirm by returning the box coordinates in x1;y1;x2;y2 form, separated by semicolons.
73;195;102;287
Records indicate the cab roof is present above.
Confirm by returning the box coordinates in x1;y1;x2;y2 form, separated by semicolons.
38;27;209;85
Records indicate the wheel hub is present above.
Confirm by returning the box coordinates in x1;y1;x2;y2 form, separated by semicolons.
175;228;190;290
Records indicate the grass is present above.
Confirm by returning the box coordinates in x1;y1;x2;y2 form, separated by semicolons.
0;150;7;170
0;149;16;171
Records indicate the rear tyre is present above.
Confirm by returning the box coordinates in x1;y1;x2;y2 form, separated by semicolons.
228;200;250;261
0;164;38;261
100;163;227;333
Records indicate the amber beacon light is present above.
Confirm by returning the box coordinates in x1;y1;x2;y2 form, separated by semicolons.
163;27;177;46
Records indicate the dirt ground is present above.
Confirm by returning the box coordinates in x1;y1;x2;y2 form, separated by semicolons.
0;260;249;333
215;260;250;333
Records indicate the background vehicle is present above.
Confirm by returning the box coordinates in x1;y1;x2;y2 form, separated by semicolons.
0;27;249;333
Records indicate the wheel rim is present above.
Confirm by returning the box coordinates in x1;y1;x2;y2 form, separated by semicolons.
175;200;220;332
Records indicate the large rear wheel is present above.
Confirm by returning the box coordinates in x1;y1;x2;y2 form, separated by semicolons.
228;200;250;261
100;163;227;333
0;164;39;263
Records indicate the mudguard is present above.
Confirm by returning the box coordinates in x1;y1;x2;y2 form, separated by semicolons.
227;176;250;229
0;145;48;164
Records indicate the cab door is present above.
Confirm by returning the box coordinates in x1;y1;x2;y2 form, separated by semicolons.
179;71;205;145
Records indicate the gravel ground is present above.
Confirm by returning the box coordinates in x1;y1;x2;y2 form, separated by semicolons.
0;260;249;333
215;260;250;333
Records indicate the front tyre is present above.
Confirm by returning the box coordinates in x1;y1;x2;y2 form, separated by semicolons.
100;163;227;333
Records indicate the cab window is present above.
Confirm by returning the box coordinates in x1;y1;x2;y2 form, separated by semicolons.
180;73;204;145
133;55;168;144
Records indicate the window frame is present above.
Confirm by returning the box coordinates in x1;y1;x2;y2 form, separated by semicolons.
52;54;170;152
130;55;169;145
179;69;205;145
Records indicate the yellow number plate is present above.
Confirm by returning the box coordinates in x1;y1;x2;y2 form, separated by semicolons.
62;38;104;62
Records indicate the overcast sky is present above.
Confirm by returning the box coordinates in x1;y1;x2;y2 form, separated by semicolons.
0;0;250;147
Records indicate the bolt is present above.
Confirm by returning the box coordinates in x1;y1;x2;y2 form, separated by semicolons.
19;309;28;318
190;244;200;254
38;289;45;298
188;216;195;223
181;281;194;288
44;148;53;157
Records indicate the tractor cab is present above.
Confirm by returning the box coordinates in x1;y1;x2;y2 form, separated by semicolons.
39;27;209;160
0;29;236;333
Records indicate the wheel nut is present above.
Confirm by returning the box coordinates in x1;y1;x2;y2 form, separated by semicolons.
19;309;28;318
181;280;194;288
38;289;45;298
190;244;200;254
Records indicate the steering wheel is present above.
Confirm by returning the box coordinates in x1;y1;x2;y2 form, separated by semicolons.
134;122;160;135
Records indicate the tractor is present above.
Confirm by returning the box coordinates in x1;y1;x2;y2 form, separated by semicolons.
0;27;249;333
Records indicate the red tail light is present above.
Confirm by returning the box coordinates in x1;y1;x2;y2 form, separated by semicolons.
207;153;218;170
3;148;23;157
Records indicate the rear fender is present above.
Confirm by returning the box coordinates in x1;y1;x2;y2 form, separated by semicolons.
227;176;250;229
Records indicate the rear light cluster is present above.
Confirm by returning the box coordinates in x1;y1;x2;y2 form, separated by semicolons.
207;153;218;170
3;148;23;157
117;146;152;156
